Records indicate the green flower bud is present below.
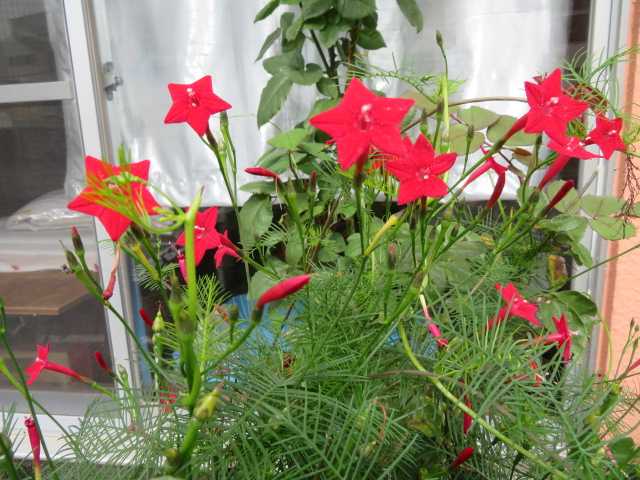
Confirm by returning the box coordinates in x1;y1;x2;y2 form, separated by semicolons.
194;385;222;421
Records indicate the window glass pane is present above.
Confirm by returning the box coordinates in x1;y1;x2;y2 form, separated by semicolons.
0;0;66;85
0;37;113;417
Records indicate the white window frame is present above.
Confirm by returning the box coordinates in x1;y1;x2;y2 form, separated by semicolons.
575;0;631;371
3;0;134;458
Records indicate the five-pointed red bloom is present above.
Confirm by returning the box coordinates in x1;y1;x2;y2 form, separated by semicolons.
25;344;84;385
463;148;508;208
245;167;281;181
309;77;414;170
213;230;240;268
68;156;159;241
585;115;625;159
523;68;588;139
256;274;311;309
544;314;574;363
538;135;599;189
450;447;474;470
176;207;239;278
386;135;456;205
487;283;541;330
164;75;231;136
24;417;41;475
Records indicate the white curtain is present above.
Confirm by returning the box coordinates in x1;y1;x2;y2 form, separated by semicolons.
89;0;574;206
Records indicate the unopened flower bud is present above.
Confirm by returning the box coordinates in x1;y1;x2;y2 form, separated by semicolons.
71;226;84;257
139;308;153;328
309;171;317;192
152;308;165;333
466;124;474;142
547;180;575;212
164;447;180;466
255;275;311;311
450;447;474;470
64;249;80;272
94;351;112;375
194;385;223;421
435;30;444;49
387;243;397;269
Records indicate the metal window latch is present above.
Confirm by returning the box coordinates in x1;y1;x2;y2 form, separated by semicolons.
103;61;123;100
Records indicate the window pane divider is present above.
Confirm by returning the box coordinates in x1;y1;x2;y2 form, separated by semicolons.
0;81;73;104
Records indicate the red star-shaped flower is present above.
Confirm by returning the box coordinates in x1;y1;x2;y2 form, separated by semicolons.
386;135;456;205
523;68;588;139
176;207;239;279
164;75;231;136
463;148;508;208
309;77;414;170
544;314;574;363
487;283;541;330
538;136;600;189
25;344;84;385
585;115;626;159
68;156;159;241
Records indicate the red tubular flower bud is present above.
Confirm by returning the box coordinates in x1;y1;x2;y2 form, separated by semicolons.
245;167;280;181
256;274;311;310
71;226;84;256
463;396;473;434
94;351;112;374
504;113;528;141
102;247;121;301
139;308;154;327
24;417;41;474
538;154;570;190
547;180;575;211
450;447;474;470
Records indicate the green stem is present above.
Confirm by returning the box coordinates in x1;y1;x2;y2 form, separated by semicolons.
354;179;366;255
0;431;19;480
397;322;568;479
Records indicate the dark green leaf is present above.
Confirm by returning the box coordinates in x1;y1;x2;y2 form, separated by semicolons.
240;181;276;194
282;63;324;85
336;0;376;19
356;29;386;50
263;50;304;75
239;194;273;247
538;214;588;239
256;28;282;61
345;233;361;258
609;437;638;467
396;0;423;32
570;241;593;268
317;77;339;98
309;98;340;117
257;75;294;127
302;0;334;19
258;148;289;172
487;115;538;146
318;23;347;48
581;195;625;217
285;16;304;41
285;234;303;265
554;291;598;317
254;0;280;22
458;106;499;131
269;128;308;150
590;217;636;240
449;124;483;154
